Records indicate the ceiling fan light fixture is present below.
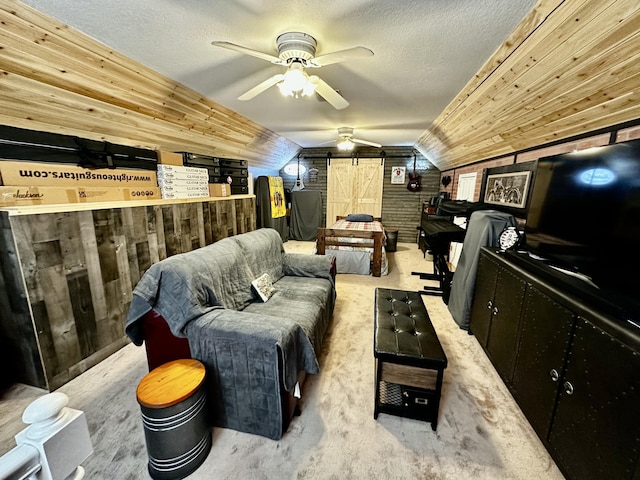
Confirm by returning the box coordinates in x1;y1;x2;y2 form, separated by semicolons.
278;62;317;98
211;32;371;109
337;138;355;151
302;77;318;97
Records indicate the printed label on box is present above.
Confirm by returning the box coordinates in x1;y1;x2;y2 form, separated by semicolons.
0;160;158;187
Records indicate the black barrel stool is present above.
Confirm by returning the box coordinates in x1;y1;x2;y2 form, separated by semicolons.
137;359;211;479
374;288;448;430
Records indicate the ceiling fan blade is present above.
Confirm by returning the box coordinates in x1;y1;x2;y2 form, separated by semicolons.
353;138;382;148
310;47;374;67
311;76;349;110
211;41;283;64
317;139;338;146
238;74;285;101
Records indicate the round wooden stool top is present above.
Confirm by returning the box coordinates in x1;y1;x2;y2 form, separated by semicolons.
136;359;206;409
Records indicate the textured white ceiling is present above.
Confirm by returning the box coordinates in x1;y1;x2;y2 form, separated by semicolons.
22;0;536;151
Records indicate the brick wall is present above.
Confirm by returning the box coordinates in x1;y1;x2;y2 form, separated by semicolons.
439;124;640;201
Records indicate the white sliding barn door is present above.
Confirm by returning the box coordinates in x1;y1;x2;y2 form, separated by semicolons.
326;158;354;226
355;158;384;216
326;157;384;226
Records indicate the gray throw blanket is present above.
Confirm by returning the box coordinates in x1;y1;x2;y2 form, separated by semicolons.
125;228;334;439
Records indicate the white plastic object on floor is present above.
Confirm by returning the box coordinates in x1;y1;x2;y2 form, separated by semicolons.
0;392;92;480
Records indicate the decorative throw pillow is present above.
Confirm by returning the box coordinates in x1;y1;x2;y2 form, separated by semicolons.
251;273;276;302
346;213;374;222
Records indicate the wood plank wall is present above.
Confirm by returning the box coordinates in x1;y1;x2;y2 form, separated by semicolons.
0;1;300;169
0;197;256;390
416;0;640;171
280;146;440;243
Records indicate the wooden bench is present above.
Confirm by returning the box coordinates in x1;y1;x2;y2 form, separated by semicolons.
373;288;448;430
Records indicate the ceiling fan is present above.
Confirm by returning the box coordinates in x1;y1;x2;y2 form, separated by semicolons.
211;32;373;110
329;127;382;151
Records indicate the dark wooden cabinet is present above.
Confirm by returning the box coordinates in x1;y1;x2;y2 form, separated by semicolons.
470;248;640;480
548;317;640;480
511;286;574;438
469;253;497;348
484;267;526;382
469;253;526;382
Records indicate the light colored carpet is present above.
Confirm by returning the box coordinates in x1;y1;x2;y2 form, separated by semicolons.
0;242;565;479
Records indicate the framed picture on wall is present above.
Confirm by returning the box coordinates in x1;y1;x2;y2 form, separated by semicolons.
391;166;405;184
479;161;537;217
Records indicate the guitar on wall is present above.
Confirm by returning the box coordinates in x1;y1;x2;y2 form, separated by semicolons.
407;153;421;192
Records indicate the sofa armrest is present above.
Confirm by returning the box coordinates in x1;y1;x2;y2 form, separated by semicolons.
283;253;335;282
185;308;320;440
186;308;320;390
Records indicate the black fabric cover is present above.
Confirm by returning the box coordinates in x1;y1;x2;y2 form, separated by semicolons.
290;190;323;241
436;199;475;217
447;209;516;330
254;176;288;241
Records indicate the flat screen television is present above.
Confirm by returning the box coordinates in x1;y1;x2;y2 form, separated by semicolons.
523;138;640;320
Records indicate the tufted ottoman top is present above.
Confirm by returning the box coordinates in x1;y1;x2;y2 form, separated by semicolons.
374;288;447;369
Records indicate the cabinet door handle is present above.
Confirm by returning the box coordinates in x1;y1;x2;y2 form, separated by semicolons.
563;381;574;395
493;306;499;316
549;369;559;382
487;300;493;310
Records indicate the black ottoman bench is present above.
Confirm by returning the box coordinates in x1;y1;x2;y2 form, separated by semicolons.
374;288;448;430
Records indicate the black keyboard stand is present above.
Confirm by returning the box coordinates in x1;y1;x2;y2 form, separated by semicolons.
413;217;466;300
412;252;452;297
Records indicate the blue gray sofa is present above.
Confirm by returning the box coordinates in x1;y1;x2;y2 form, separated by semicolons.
125;228;336;440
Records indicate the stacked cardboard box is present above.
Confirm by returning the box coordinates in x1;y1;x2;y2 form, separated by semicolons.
156;151;184;166
0;160;158;187
156;164;209;199
0;160;160;206
0;186;161;206
208;183;229;197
